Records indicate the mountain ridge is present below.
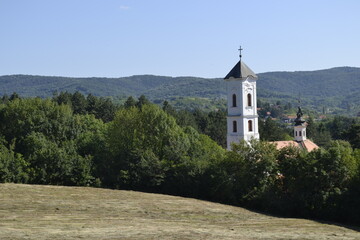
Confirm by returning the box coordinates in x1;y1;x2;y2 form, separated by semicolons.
1;66;360;114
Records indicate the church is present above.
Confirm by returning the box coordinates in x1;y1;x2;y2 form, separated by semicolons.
224;48;319;152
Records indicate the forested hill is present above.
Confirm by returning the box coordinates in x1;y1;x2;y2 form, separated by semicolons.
258;67;360;113
1;66;360;114
260;67;360;98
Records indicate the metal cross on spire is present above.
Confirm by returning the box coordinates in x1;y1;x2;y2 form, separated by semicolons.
238;46;243;61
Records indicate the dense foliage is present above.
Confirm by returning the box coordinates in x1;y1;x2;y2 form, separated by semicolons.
305;115;360;149
0;93;359;226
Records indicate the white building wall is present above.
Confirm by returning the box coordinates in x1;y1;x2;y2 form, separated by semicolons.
227;80;243;117
226;77;259;150
294;125;307;141
241;79;257;116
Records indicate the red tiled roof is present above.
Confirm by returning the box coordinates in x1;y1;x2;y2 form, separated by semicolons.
302;139;319;152
271;139;319;152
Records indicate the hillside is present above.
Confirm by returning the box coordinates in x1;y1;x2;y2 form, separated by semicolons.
258;67;360;114
0;184;359;240
1;66;360;114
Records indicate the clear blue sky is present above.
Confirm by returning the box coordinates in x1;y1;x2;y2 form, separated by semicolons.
1;0;359;78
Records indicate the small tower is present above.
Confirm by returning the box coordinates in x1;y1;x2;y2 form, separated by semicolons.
271;106;318;152
224;47;259;150
294;106;306;141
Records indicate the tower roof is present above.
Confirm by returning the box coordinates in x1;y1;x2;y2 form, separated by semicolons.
224;61;258;80
271;139;319;152
294;106;305;126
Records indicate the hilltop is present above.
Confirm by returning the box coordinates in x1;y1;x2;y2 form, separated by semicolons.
0;183;359;239
1;66;360;113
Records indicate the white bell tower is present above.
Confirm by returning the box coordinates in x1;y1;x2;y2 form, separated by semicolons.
224;47;259;150
294;106;307;142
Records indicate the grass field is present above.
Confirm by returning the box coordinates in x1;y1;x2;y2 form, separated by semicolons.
0;183;359;239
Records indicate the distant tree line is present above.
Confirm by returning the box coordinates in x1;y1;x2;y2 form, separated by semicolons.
257;99;293;119
306;115;360;149
0;92;359;226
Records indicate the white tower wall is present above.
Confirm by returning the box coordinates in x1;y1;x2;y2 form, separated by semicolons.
225;75;259;150
294;125;307;141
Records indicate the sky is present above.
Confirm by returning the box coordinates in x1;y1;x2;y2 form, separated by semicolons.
1;0;359;78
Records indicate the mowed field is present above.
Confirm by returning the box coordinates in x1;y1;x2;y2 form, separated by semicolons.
0;184;359;240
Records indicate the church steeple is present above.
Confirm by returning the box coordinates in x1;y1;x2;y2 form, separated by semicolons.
224;48;259;150
294;105;305;125
294;106;307;142
239;46;243;62
224;46;257;80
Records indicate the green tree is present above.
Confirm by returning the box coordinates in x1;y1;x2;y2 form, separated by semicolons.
276;146;316;216
85;94;116;122
0;98;105;186
306;115;317;139
307;142;357;218
75;114;108;186
215;140;278;206
124;96;136;108
23;132;93;186
173;109;199;130
340;148;360;224
162;100;176;115
71;91;87;114
205;110;227;148
98;98;116;122
136;95;150;109
53;91;72;106
1;94;9;104
9;92;20;101
326;116;355;140
259;117;289;141
344;123;360;149
313;122;332;147
276;141;357;219
193;108;209;133
106;104;189;189
0;98;75;148
0;138;29;183
86;94;99;115
162;126;225;198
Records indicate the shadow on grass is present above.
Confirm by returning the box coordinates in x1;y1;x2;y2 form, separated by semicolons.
241;206;360;233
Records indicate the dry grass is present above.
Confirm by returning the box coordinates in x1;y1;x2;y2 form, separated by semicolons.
0;183;359;239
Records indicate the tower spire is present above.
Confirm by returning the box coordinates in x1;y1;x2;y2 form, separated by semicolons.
238;46;243;61
294;105;306;142
295;93;305;126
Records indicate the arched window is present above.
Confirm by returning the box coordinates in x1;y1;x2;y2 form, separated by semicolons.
247;93;252;107
299;131;302;136
232;94;237;107
233;121;237;132
295;131;297;136
248;120;253;132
